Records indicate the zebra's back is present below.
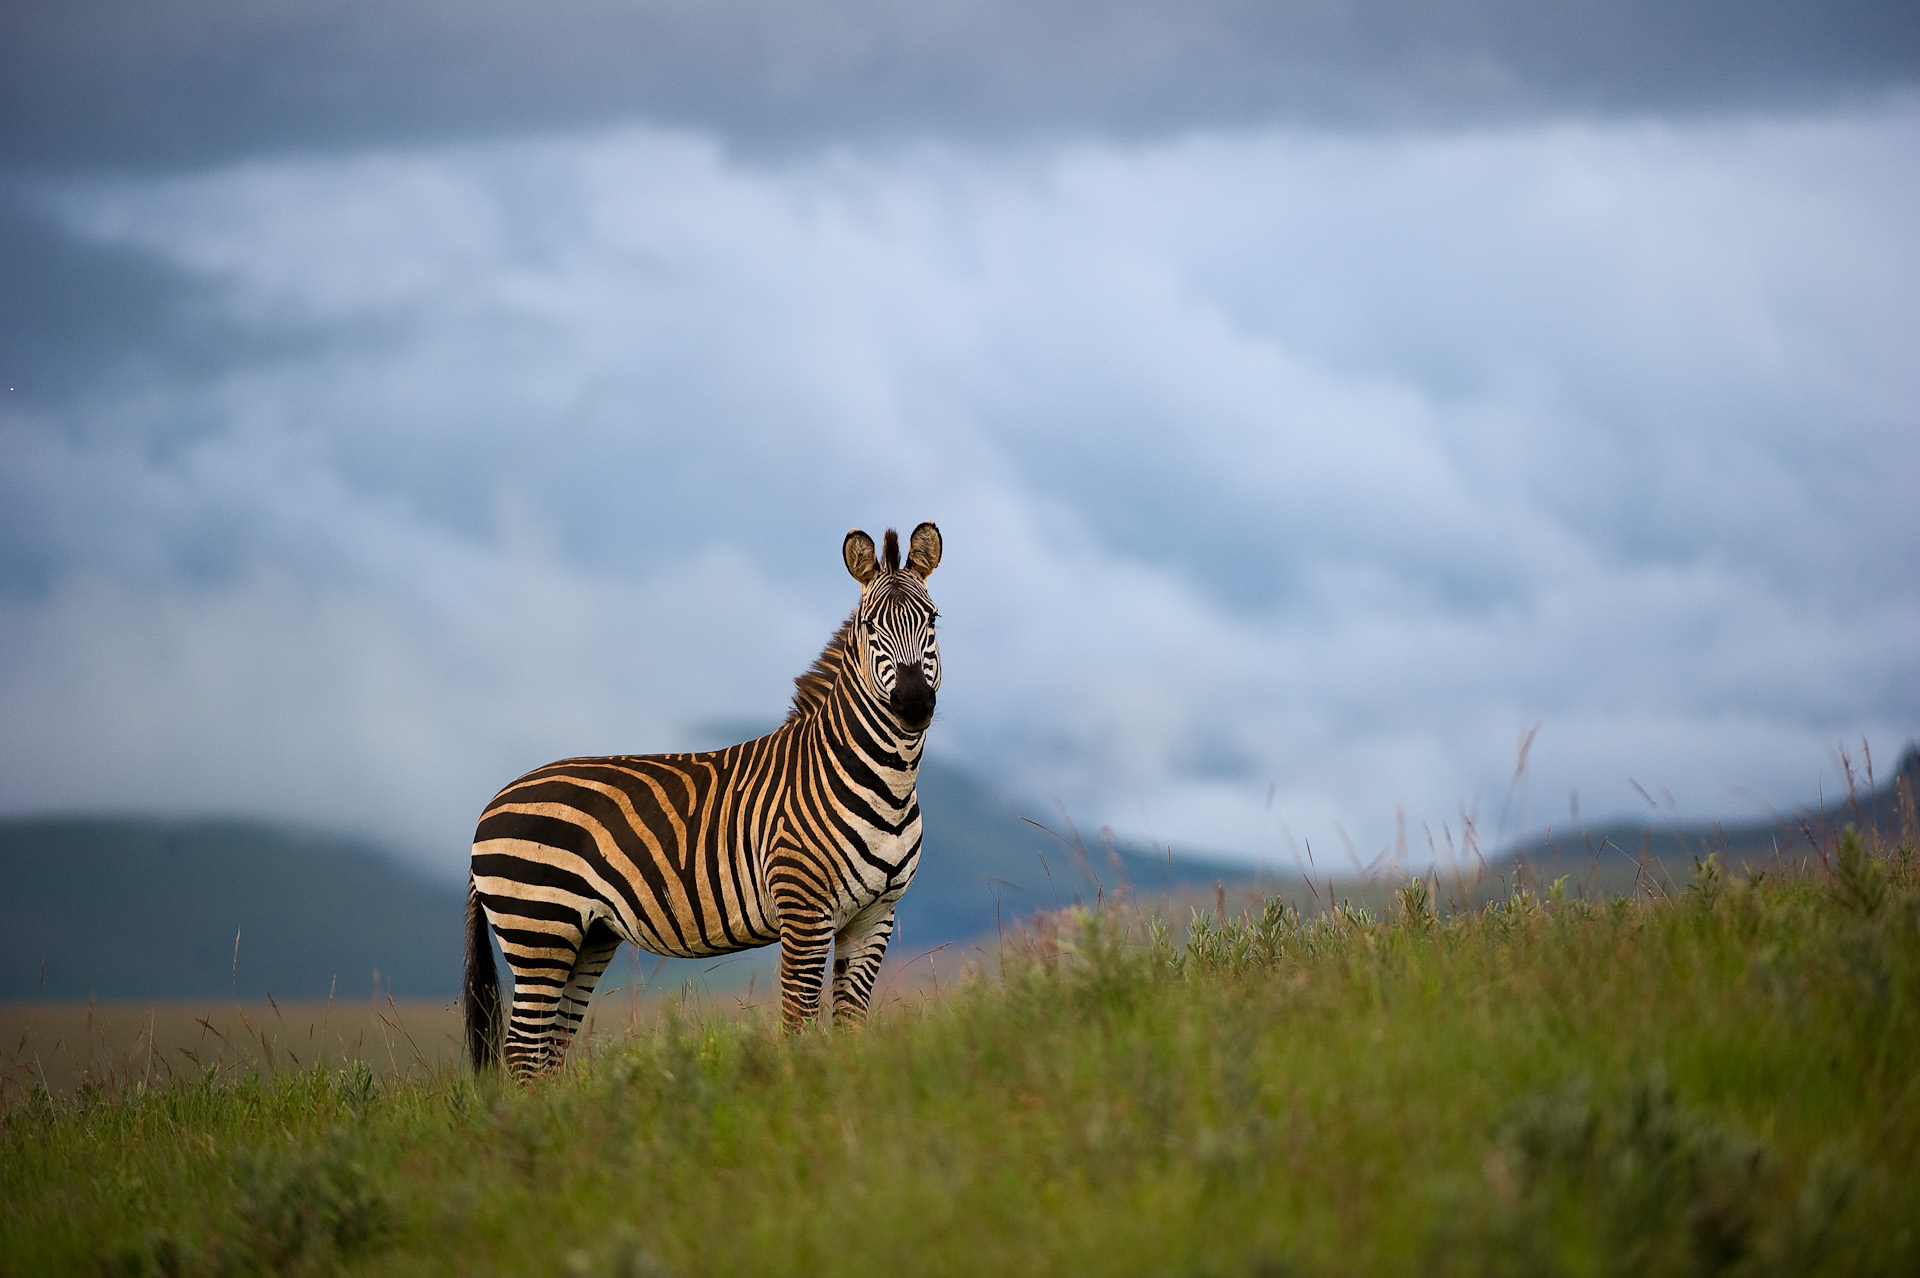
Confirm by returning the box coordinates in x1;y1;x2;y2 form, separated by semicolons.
472;740;784;960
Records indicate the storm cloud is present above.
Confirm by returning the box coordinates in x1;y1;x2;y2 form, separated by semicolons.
1;4;1915;873
4;0;1917;170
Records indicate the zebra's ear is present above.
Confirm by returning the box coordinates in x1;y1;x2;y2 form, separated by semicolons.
843;529;880;585
906;521;942;578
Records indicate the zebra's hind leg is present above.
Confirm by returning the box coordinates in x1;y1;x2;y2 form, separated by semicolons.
831;903;897;1027
493;916;586;1079
550;922;621;1063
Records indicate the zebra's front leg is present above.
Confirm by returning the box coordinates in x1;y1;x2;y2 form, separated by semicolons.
831;903;896;1027
776;906;834;1031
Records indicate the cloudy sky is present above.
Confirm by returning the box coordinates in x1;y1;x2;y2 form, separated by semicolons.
2;1;1916;876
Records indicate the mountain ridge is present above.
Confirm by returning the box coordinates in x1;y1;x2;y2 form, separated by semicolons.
0;757;1261;1000
6;747;1910;999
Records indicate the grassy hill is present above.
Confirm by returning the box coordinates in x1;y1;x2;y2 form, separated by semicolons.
3;808;1914;1274
1184;745;1920;928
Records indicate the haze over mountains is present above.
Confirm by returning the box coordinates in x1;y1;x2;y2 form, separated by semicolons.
6;749;1911;1001
0;757;1256;1001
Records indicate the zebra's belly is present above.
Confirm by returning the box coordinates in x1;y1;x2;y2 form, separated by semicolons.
626;932;778;960
606;912;780;960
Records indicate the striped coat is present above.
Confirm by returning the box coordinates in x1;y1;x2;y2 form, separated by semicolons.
465;522;943;1076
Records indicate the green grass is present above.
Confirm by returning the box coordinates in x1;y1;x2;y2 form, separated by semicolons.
4;824;1917;1276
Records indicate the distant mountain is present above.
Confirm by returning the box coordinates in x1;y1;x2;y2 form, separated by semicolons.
900;758;1260;950
1480;743;1919;903
0;818;463;1001
0;758;1259;1000
17;748;1900;1001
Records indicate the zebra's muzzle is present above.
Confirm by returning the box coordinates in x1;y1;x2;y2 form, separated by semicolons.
889;667;936;731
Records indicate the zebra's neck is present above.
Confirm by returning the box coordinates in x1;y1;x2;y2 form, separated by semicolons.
814;649;925;803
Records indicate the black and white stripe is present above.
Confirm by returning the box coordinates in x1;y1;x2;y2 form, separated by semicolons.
464;521;943;1076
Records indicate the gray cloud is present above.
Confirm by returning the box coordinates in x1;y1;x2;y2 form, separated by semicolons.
1;111;1914;871
0;192;299;421
3;1;1916;172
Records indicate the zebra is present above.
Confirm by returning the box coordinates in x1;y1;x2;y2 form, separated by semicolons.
464;521;943;1077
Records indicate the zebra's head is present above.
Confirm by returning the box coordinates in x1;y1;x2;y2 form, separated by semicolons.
842;521;943;733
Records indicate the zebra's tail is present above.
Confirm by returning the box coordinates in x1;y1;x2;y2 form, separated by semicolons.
464;875;502;1071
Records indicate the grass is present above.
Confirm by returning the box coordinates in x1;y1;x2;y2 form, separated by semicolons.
3;813;1916;1276
0;1001;467;1101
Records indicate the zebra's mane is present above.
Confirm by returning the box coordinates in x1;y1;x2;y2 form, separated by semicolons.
784;612;856;725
